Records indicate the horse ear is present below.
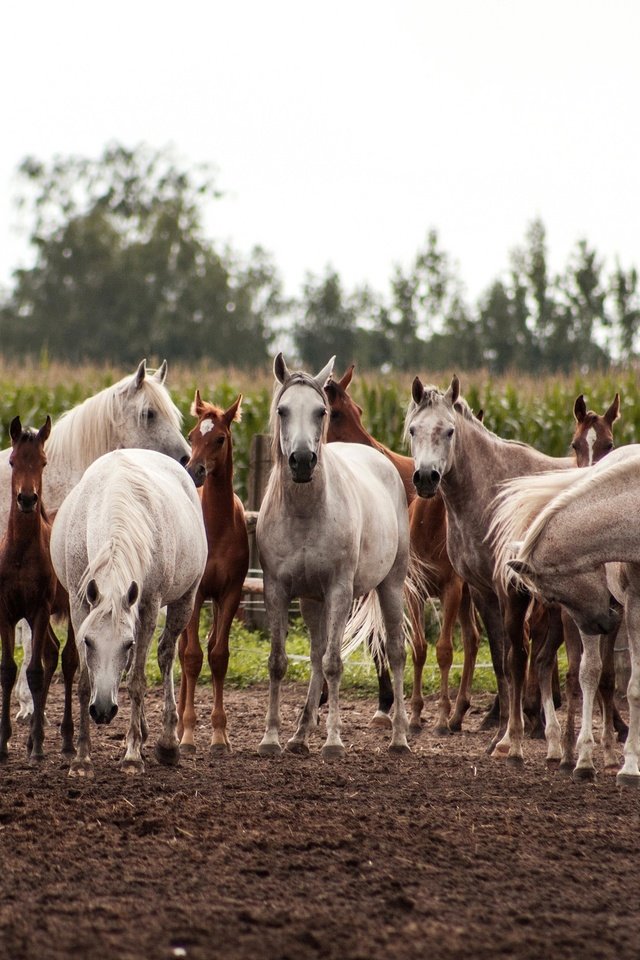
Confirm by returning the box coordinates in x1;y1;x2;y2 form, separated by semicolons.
324;380;338;404
224;395;242;426
274;353;291;384
445;375;460;406
152;360;168;384
411;376;425;405
191;389;205;418
573;394;587;424
9;416;22;445
604;393;620;425
338;364;355;390
134;359;147;390
476;408;484;423
86;579;100;606
38;416;52;444
124;581;139;609
314;356;335;389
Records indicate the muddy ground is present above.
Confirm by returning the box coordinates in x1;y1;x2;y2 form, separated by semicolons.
0;679;638;960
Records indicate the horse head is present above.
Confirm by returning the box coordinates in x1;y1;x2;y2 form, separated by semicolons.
272;353;335;483
111;359;190;466
405;374;461;498
8;416;51;514
81;577;139;725
186;390;242;488
325;365;370;445
571;393;620;467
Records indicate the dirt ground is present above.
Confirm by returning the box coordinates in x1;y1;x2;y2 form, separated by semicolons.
0;679;638;960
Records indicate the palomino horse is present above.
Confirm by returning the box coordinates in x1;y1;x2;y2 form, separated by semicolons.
256;354;411;759
0;417;61;761
50;449;207;776
9;359;191;722
177;391;249;755
406;374;575;765
325;365;481;734
492;445;640;784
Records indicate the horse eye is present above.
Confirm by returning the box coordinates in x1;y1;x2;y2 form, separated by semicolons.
84;637;94;652
409;426;415;437
277;406;287;417
447;428;454;438
571;441;578;450
145;409;156;422
216;436;226;446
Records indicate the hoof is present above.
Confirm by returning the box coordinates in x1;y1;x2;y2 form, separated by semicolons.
210;741;232;757
558;761;574;777
285;739;310;756
408;723;423;736
120;759;145;776
448;720;463;734
616;771;640;788
321;743;346;761
388;742;411;756
0;751;8;764
154;743;180;767
29;751;45;765
68;758;94;779
545;757;561;769
15;711;33;726
506;754;524;769
370;712;393;730
433;724;451;737
257;741;283;757
572;766;596;783
528;725;545;741
179;742;196;756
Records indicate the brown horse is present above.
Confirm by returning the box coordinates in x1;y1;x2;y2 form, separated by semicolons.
177;392;249;755
0;417;75;761
571;393;620;467
325;366;481;734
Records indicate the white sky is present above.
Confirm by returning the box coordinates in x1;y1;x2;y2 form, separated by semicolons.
2;0;639;306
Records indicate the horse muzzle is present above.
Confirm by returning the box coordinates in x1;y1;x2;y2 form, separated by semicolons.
187;462;206;488
89;699;119;725
17;492;38;513
412;466;441;498
288;450;317;483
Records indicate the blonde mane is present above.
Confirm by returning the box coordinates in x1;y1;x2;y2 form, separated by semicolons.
77;454;156;636
46;370;183;474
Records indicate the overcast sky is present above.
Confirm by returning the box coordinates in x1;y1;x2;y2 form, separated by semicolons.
2;0;638;306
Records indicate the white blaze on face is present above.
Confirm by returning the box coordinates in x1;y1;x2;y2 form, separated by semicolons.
199;418;214;436
586;426;596;465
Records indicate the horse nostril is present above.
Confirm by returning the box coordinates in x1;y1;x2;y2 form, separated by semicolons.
180;454;190;468
412;470;421;487
310;452;317;468
430;470;441;484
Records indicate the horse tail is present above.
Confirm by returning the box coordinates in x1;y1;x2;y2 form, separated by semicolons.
340;548;438;662
489;467;585;592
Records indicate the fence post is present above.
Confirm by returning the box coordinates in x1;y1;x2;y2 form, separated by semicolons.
244;434;273;629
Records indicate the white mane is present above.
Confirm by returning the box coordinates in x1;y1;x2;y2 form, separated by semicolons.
77;455;156;635
46;370;183;474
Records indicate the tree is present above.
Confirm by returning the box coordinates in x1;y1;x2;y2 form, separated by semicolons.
0;143;282;367
292;268;357;370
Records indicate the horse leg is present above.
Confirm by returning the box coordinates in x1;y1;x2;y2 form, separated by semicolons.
60;623;78;757
369;635;394;730
209;588;243;755
287;598;325;755
611;619;629;743
121;601;158;774
433;578;461;736
523;608;544;737
573;632;602;781
258;580;290;757
14;620;34;722
0;622;17;759
378;575;410;754
155;596;196;767
407;588;426;735
494;588;530;765
69;663;93;777
176;597;203;754
470;588;509;751
450;583;480;732
25;610;55;762
321;587;354;760
598;629;620;773
534;606;563;765
559;611;581;772
617;581;640;787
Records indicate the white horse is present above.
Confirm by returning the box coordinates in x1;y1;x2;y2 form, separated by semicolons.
50;448;207;776
7;359;191;720
490;444;640;786
256;354;411;759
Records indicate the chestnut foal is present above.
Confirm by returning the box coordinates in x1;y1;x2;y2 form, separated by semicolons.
177;392;249;754
0;417;75;761
325;366;481;734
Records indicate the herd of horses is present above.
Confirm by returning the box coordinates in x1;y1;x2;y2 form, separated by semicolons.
0;355;637;786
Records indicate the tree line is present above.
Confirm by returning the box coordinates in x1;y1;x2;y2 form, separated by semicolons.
1;143;638;372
